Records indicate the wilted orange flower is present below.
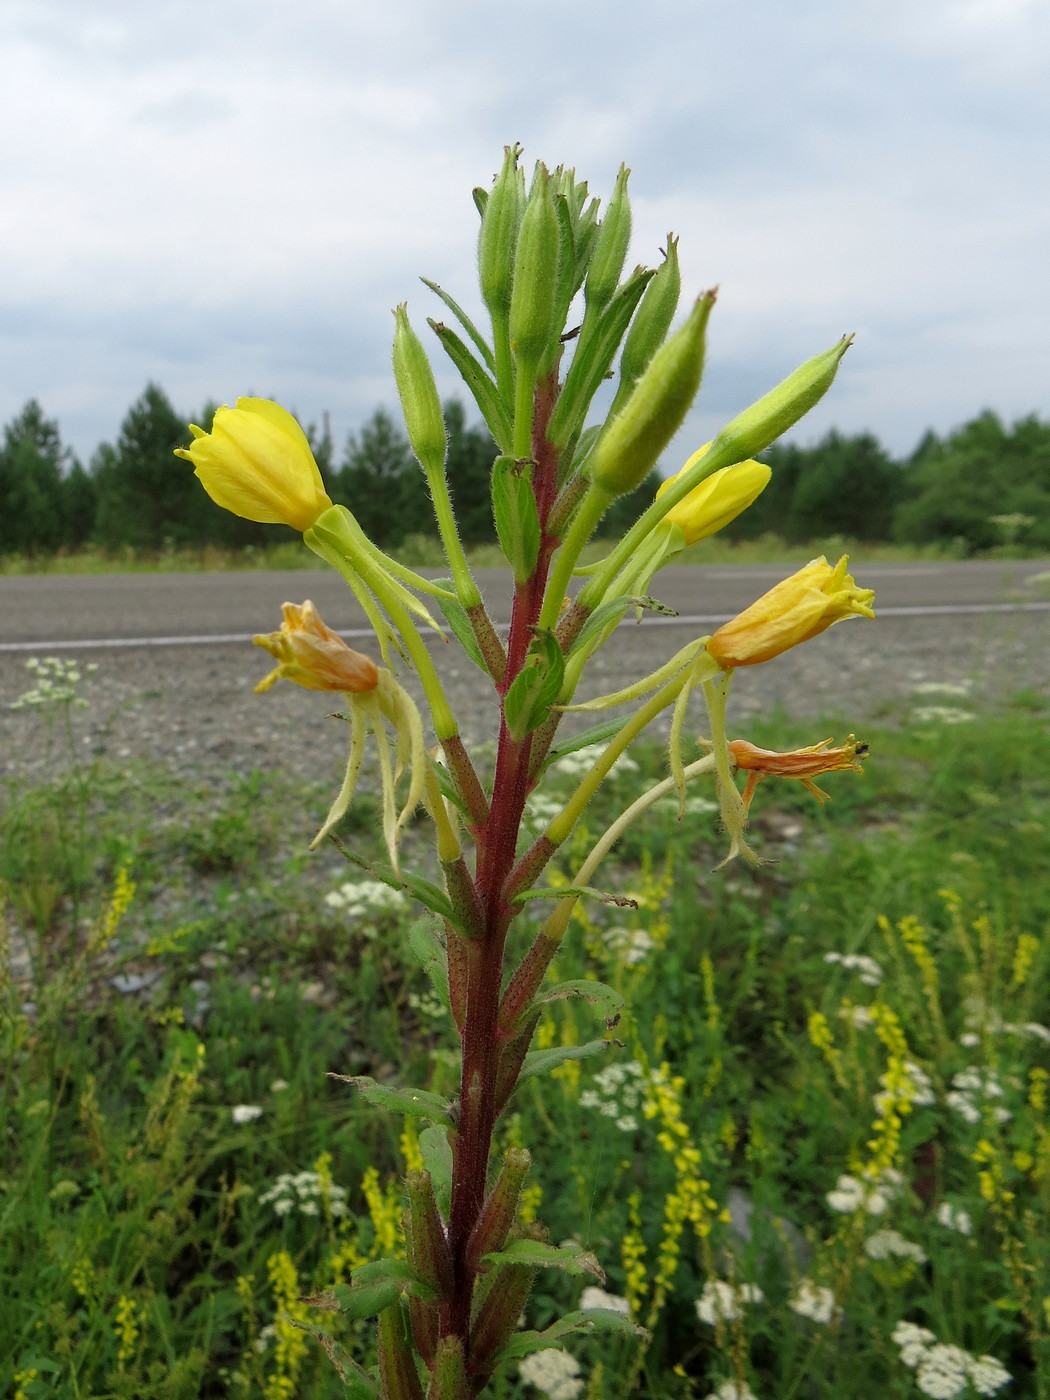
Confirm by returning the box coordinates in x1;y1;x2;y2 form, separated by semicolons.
707;555;874;668
254;600;378;694
729;734;868;812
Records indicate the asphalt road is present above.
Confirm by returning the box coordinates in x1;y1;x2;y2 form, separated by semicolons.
2;559;1050;646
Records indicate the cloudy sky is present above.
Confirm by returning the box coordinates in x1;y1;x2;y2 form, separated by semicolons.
1;0;1047;465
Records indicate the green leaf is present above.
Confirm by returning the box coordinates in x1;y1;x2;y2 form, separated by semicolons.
291;1316;381;1396
540;719;627;773
492;455;541;583
420;278;496;372
350;1260;438;1301
428;319;513;452
481;1238;604;1281
328;837;456;924
324;1280;402;1320
512;886;638;908
519;1040;618;1082
532;979;625;1026
492;1308;645;1364
503;630;565;742
406;915;452;1018
567;592;677;662
418;1124;454;1218
330;1076;455;1128
434;585;489;675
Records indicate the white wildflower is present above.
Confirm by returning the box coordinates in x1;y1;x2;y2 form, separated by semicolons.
519;1348;584;1400
604;925;655;965
876;1060;935;1113
553;744;638;778
967;1354;1011;1395
959;1032;982;1048
839;1003;875;1028
947;1067;1012;1125
912;681;971;698
326;880;407;920
911;706;976;726
270;1078;289;1092
864;1229;927;1263
696;1280;763;1325
525;794;564;828
823;951;883;986
916;1343;971;1398
579;1287;630;1315
259;1169;349;1219
231;1105;264;1124
827;1169;901;1216
579;1061;645;1132
788;1279;839;1324
704;1384;757;1400
936;1201;973;1236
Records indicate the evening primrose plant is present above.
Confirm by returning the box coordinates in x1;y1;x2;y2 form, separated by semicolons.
179;148;874;1399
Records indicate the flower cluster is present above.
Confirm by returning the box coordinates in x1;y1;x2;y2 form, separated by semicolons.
602;924;656;966
696;1279;764;1325
935;1201;973;1236
703;1384;757;1400
946;1067;1011;1125
259;1170;349;1219
788;1279;840;1324
864;1228;927;1264
578;1061;646;1133
826;1165;904;1216
823;951;883;986
518;1349;584;1400
891;1321;1011;1398
875;1060;935;1113
10;656;97;710
325;880;408;922
579;1286;630;1314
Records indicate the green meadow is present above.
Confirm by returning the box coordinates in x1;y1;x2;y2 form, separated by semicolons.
1;666;1048;1399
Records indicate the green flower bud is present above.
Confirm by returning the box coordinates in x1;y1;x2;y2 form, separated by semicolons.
466;1148;531;1273
405;1169;455;1300
590;290;716;498
509;164;560;371
585;163;632;312
431;1337;469;1400
377;1301;424;1400
611;233;681;416
711;335;854;463
392;304;446;479
478;145;524;321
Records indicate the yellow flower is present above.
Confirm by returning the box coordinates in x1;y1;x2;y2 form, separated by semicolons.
176;398;332;532
707;554;874;668
655;445;770;545
729;734;868;812
254;600;379;694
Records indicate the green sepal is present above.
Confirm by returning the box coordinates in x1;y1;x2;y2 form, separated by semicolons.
427;319;513;452
478;144;524;321
492;1307;646;1366
418;1125;454;1219
609;232;682;420
481;1238;604;1281
433;579;489;675
288;1316;380;1396
330;1076;455;1129
509;164;560;369
406;915;452;1019
503;629;565;741
584;163;631;313
420;277;495;372
530;979;625;1027
492;456;541;583
519;1039;618;1083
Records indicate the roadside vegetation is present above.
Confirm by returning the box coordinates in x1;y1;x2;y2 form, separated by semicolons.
2;660;1048;1398
2;389;1050;573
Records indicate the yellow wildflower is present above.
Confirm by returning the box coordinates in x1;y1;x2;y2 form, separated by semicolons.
707;555;874;668
254;600;379;694
655;446;770;545
176;398;332;532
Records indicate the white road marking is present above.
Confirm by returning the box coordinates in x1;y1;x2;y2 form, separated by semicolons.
1;601;1047;653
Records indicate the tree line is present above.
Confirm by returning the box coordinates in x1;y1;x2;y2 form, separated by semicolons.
2;383;1049;557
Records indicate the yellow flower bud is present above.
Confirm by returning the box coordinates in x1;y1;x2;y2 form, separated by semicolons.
655;446;771;545
176;398;332;532
253;600;379;694
707;555;875;668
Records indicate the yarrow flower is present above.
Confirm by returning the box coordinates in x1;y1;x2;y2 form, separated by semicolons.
706;555;874;669
578;1061;645;1133
259;1170;349;1219
789;1279;840;1324
579;1286;630;1315
696;1279;764;1325
891;1321;1011;1397
703;1384;757;1400
175;398;332;532
876;1061;935;1113
231;1104;264;1125
824;951;884;986
826;1166;904;1216
864;1229;928;1264
519;1348;584;1400
325;880;408;920
946;1067;1011;1125
935;1201;973;1236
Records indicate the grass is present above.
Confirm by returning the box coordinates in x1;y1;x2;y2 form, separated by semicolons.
1;671;1048;1398
2;532;1044;578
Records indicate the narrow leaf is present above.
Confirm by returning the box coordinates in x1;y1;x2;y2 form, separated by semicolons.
420;278;496;371
540;719;627;773
434;590;489;674
519;1040;618;1082
503;629;565;742
330;1076;455;1128
290;1317;380;1395
418;1124;454;1218
428;319;513;452
328;836;456;923
406;916;452;1017
481;1238;605;1281
512;886;638;908
350;1260;439;1301
492;1307;645;1364
532;979;625;1026
492;455;541;583
324;1279;402;1320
